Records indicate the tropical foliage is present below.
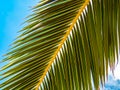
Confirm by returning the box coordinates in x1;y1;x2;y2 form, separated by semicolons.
0;0;120;90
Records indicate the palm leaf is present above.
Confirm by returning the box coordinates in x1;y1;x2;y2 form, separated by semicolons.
0;0;120;90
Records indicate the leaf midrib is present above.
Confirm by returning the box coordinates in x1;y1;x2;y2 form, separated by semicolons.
35;0;90;89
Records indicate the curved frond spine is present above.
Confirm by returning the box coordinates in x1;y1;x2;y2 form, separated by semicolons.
35;0;90;89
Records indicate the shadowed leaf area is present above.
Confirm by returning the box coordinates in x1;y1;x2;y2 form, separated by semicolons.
0;0;120;90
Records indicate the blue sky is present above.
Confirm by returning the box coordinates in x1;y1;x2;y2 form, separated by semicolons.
0;0;39;67
0;1;120;90
103;75;120;90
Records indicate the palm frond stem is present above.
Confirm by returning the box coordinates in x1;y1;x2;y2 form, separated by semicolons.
35;0;90;89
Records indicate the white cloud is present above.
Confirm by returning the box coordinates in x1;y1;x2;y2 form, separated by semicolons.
114;62;120;80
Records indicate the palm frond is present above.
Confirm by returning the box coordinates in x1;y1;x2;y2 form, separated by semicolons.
0;0;120;90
